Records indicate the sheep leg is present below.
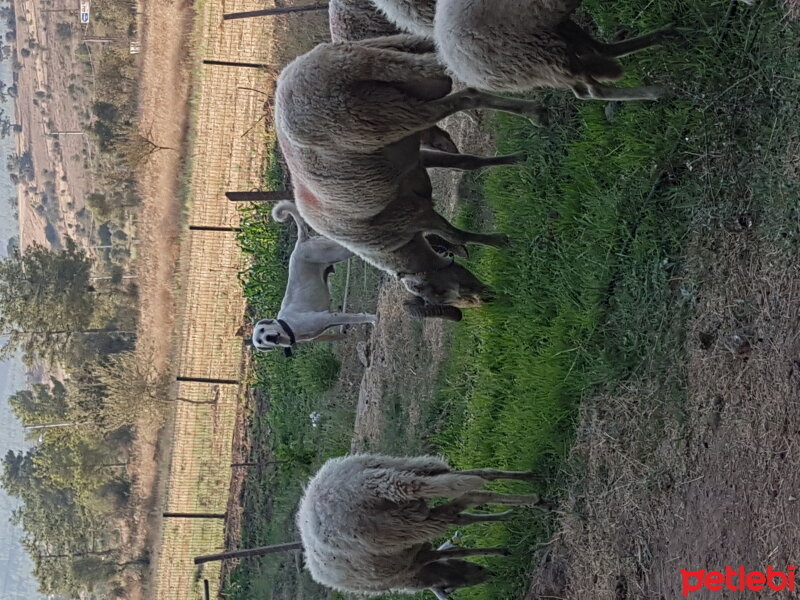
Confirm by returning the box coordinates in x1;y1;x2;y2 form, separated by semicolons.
420;149;526;171
597;25;679;58
426;234;469;259
558;21;677;58
355;33;436;54
419;547;510;562
457;468;539;482
459;490;542;506
571;81;668;101
426;88;548;125
454;510;515;525
425;211;509;248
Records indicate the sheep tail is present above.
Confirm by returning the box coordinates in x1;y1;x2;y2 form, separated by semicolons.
272;200;310;242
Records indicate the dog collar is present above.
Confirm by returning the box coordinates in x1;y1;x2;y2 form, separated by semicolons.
277;319;297;346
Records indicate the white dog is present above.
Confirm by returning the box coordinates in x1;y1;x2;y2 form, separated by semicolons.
251;201;378;355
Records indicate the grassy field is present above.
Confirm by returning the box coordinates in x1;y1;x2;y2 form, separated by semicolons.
226;1;799;599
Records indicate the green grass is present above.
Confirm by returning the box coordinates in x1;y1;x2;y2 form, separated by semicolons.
227;142;360;600
421;2;800;599
227;2;799;599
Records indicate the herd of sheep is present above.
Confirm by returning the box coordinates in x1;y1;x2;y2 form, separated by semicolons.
244;0;676;597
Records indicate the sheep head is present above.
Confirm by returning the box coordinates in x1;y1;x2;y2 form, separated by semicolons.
400;262;494;317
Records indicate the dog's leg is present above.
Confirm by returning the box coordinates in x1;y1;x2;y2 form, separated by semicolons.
323;312;378;329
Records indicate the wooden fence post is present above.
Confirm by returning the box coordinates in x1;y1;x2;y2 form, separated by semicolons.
223;4;329;20
188;225;242;233
226;191;294;202
202;59;270;69
163;512;227;519
176;376;240;385
194;542;304;565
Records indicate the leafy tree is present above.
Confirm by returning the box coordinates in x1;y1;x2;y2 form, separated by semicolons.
73;350;172;430
0;238;96;363
8;378;70;426
1;444;132;596
70;556;118;590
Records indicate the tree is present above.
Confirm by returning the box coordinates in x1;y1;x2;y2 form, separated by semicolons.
70;556;117;590
1;442;133;596
8;378;70;425
113;125;175;169
69;351;170;431
0;238;96;363
72;350;216;432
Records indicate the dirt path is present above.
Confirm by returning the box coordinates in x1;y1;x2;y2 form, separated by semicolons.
528;228;800;600
134;0;194;372
122;0;195;598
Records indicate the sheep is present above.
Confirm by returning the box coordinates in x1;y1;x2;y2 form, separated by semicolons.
371;0;436;38
296;453;548;596
302;539;505;597
274;36;545;318
433;0;678;101
329;0;400;42
329;0;458;154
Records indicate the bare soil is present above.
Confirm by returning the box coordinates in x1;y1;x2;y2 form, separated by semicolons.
351;112;498;448
120;0;195;598
528;228;800;600
13;0;96;251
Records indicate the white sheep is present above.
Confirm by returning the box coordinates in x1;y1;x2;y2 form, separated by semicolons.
274;37;544;317
329;0;457;153
329;0;400;43
296;453;548;596
433;0;678;100
371;0;435;38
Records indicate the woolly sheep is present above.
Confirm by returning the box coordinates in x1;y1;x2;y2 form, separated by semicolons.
434;0;678;100
296;453;548;596
328;0;457;153
329;0;399;43
274;37;545;316
371;0;436;38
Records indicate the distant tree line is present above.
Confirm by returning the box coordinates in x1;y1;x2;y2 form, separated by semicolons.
0;241;158;598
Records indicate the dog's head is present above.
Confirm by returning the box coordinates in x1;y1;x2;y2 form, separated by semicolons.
251;319;295;353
